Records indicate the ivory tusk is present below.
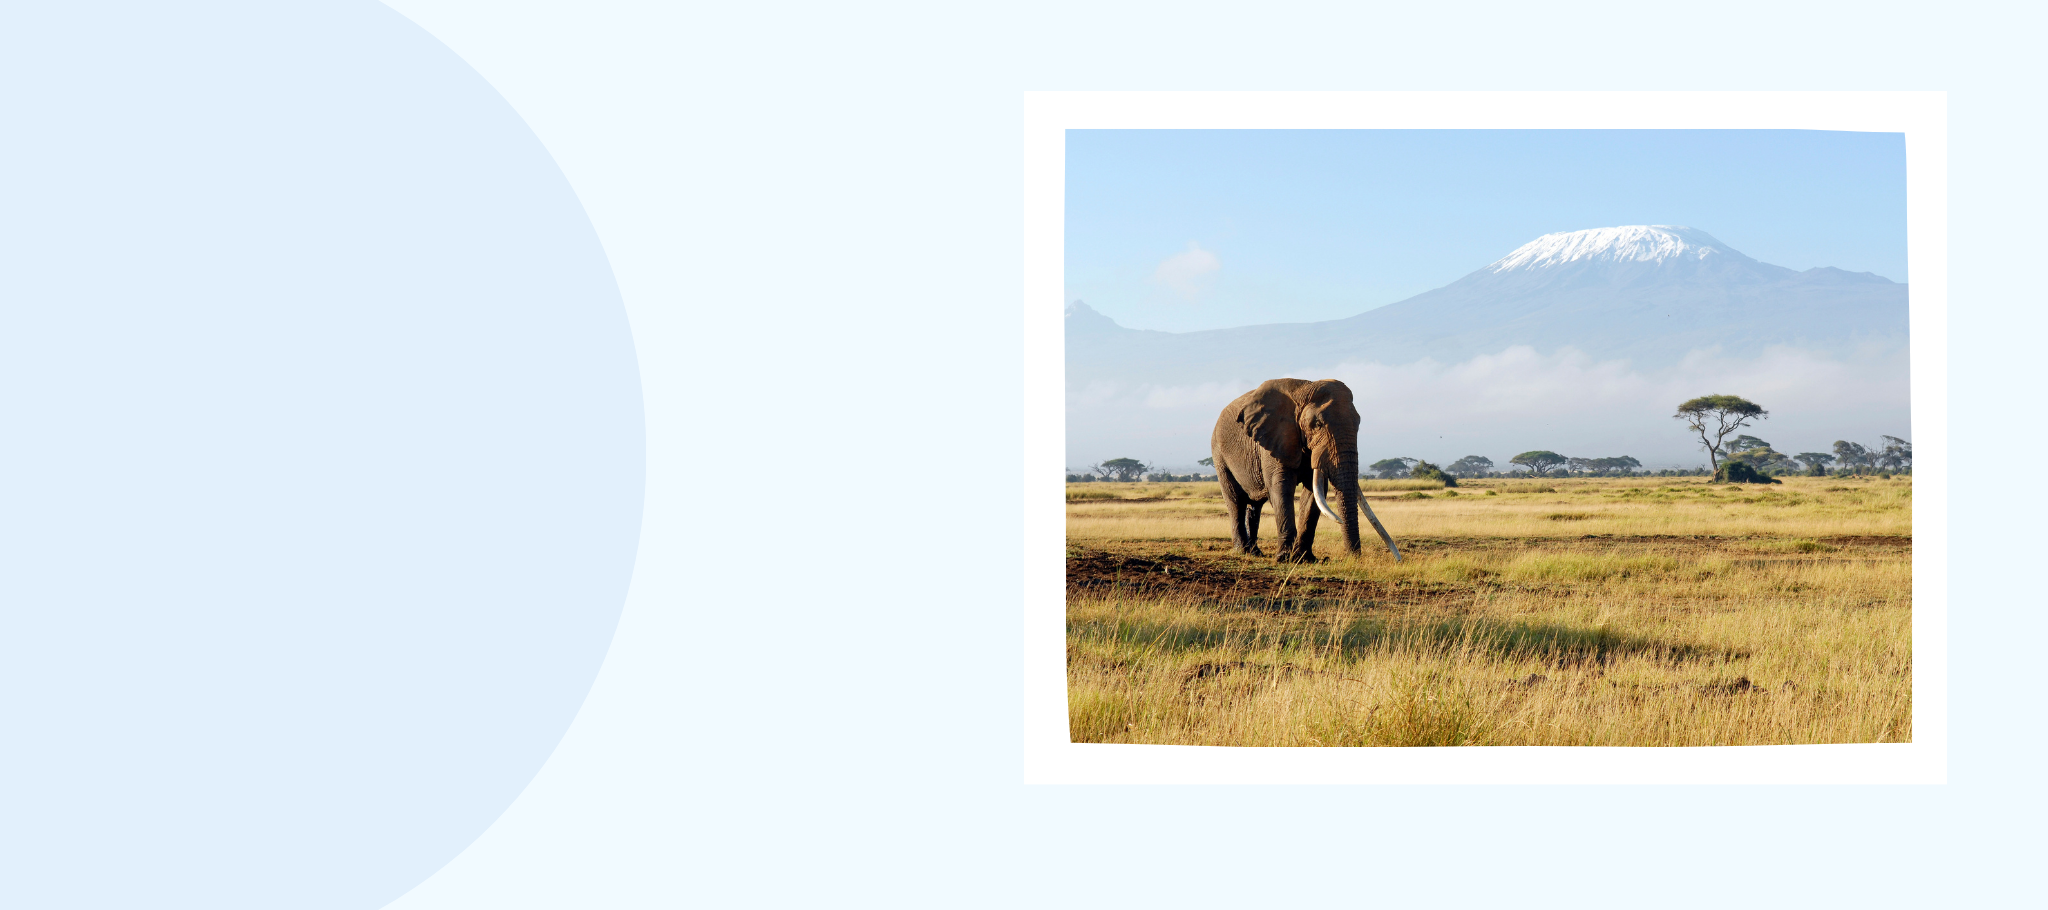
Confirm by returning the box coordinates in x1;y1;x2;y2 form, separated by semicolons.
1312;469;1341;522
1359;497;1403;562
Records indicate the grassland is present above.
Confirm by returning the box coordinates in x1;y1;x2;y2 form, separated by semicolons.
1066;475;1911;747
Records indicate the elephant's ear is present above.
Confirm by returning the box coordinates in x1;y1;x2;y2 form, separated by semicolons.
1236;387;1301;457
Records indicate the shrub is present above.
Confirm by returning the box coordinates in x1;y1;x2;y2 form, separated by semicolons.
1713;461;1781;485
1410;460;1458;487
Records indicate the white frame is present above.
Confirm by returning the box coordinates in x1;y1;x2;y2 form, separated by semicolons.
1023;91;1946;784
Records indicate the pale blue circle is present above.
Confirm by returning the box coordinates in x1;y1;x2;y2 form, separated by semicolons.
0;4;642;908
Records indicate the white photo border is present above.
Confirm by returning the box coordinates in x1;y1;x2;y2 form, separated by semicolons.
1023;91;1946;784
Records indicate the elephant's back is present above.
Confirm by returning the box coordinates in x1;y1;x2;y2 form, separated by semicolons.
1211;388;1257;450
1210;388;1269;493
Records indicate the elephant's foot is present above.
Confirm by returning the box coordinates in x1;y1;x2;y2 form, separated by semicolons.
1275;551;1319;564
1235;545;1265;557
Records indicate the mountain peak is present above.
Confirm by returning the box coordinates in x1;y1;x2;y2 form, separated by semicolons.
1489;225;1734;273
1065;299;1126;334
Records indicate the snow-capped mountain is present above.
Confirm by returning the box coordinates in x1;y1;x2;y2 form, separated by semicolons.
1489;225;1729;271
1067;226;1907;386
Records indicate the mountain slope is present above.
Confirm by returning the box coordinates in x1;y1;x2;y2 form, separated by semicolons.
1068;226;1908;387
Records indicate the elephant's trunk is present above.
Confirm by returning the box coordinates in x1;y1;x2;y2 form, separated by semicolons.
1328;456;1364;557
1336;455;1398;561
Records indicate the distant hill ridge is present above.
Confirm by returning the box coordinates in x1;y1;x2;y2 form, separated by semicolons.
1068;225;1907;386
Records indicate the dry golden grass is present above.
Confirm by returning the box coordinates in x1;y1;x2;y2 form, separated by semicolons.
1066;477;1442;501
1067;475;1911;542
1066;474;1911;747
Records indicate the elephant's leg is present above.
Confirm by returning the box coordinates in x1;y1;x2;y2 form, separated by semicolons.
1293;485;1320;561
1266;466;1298;560
1218;468;1255;554
1226;499;1253;555
1242;497;1264;555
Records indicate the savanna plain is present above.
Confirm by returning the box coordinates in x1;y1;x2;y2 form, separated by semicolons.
1067;475;1912;746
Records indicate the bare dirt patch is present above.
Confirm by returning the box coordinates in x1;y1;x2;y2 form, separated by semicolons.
1066;544;1466;608
1064;550;1252;598
1065;534;1909;610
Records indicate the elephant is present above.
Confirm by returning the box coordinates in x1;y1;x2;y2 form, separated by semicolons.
1210;378;1402;562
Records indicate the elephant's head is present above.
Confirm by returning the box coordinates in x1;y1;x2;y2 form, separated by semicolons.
1239;378;1401;559
1289;380;1364;556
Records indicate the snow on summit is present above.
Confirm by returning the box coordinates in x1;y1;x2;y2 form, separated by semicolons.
1489;225;1732;272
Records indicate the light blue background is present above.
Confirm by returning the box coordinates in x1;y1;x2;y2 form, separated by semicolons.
5;1;2041;908
0;3;641;908
378;0;2033;903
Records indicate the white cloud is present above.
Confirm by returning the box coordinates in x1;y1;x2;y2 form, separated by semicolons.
1142;380;1255;410
1151;241;1220;299
1067;345;1911;470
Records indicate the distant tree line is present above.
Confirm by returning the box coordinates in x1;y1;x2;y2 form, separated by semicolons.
1067;401;1910;485
1417;451;1647;478
1066;456;1217;483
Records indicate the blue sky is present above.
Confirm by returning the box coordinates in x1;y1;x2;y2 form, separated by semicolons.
1066;130;1907;333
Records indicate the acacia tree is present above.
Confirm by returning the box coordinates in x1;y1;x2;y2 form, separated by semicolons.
1447;455;1495;477
1728;445;1791;472
1795;452;1836;475
1566;456;1642;476
1832;440;1871;473
1675;395;1768;472
1510;450;1567;477
1370;457;1418;479
1595;455;1642;475
1877;435;1912;472
1094;458;1149;482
